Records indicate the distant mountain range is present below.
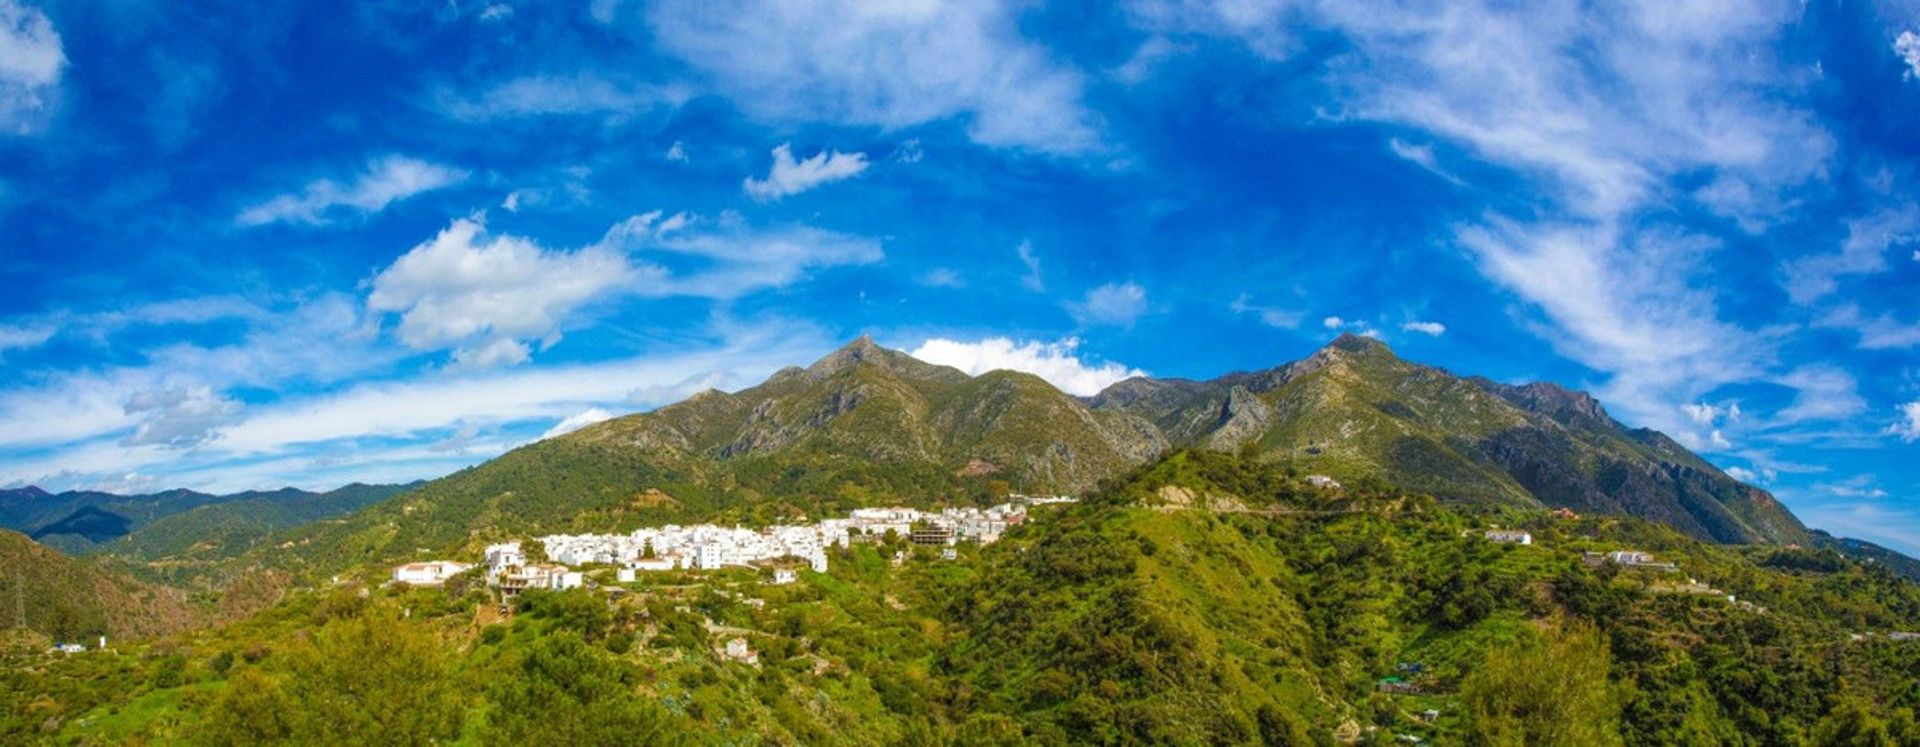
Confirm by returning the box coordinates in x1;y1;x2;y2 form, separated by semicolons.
212;335;1840;586
0;483;416;555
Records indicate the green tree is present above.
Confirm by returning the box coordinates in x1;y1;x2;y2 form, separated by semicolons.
199;611;465;745
484;631;680;745
1462;621;1624;746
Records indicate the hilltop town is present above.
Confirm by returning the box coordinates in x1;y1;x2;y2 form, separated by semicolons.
391;495;1078;596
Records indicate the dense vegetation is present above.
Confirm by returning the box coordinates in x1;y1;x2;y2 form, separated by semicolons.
3;450;1916;744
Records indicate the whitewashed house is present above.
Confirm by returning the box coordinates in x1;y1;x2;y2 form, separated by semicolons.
1306;475;1343;489
392;561;471;586
1484;530;1532;545
772;568;797;585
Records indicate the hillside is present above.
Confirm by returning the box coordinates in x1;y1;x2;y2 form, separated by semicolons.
0;530;198;643
1088;334;1810;545
104;483;417;571
197;337;1831;587
8;450;1918;744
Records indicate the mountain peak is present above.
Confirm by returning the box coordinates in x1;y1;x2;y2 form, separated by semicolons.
1323;332;1395;357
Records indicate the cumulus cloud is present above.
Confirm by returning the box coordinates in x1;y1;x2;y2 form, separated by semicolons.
367;216;641;366
1068;282;1149;327
743;143;869;201
665;141;689;162
909;337;1145;396
1898;31;1920;79
367;212;881;367
1401;320;1446;336
1724;465;1761;484
121;386;243;449
646;0;1098;153
237;156;467;227
1889;401;1920;442
540;407;615;440
0;0;64;135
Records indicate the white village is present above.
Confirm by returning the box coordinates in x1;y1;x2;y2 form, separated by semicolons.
390;495;1079;598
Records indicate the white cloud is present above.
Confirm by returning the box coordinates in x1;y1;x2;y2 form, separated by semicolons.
540;407;615;440
237;156;467;227
1897;31;1920;79
1724;465;1761;484
367;212;881;368
1457;219;1765;430
0;0;64;135
0;323;53;354
1775;365;1866;424
1230;294;1303;329
742;143;869;201
1401;320;1446;336
120;386;243;449
1015;240;1044;292
1889;401;1920;442
918;268;963;288
1782;206;1920;304
479;3;513;21
909;337;1146;397
1386;138;1462;185
0;321;832;493
438;75;689;121
1069;282;1149;326
665;141;688;162
1323;316;1346;329
367;215;642;366
646;0;1098;153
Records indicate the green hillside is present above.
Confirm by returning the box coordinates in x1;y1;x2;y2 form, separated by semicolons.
7;451;1916;744
0;530;199;643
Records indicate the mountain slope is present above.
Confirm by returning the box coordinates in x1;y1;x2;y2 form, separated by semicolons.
0;530;197;641
105;483;417;564
1089;334;1810;545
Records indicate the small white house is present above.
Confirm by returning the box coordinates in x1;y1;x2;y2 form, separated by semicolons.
1608;550;1653;565
808;552;829;573
941;547;958;561
392;561;472;586
724;637;757;664
617;568;636;583
771;568;797;585
558;571;584;590
1306;475;1343;490
1484;530;1533;545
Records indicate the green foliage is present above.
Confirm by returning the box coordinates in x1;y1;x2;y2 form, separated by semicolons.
482;631;680;745
199;610;464;745
1461;622;1624;746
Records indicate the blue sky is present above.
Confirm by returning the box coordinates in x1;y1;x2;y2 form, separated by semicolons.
4;1;1920;555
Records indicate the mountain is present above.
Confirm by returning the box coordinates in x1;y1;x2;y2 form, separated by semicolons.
1088;334;1810;545
1;484;414;555
227;336;1827;584
105;483;419;566
0;529;198;642
18;450;1920;744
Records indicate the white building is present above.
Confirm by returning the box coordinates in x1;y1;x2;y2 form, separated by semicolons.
617;568;636;583
772;568;797;585
1484;530;1533;545
724;637;757;664
392;561;471;586
1306;475;1342;489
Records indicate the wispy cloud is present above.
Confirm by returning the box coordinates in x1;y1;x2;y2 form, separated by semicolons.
237;156;467;227
1068;282;1148;327
437;75;690;121
1401;320;1446;336
646;0;1098;153
1015;240;1044;292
